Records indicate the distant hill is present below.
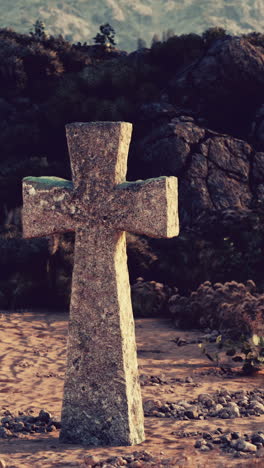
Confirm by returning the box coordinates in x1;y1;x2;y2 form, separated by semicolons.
0;0;263;51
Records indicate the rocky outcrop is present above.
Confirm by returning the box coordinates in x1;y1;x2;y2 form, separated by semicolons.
169;37;264;137
131;103;264;227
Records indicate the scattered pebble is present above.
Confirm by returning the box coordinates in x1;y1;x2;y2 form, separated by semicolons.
174;428;264;459
82;450;181;467
144;388;264;420
0;409;61;438
139;374;199;387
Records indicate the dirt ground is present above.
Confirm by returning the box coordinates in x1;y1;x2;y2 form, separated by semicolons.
0;311;264;468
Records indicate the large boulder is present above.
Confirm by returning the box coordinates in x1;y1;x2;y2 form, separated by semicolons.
169;37;264;136
131;105;263;228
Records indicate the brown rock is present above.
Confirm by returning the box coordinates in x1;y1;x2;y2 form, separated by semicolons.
136;111;255;227
83;455;101;466
171;37;264;113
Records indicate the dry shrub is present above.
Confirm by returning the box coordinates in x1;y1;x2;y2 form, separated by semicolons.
131;277;176;318
168;280;264;338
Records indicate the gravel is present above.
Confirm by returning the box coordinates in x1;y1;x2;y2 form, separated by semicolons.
0;409;61;438
144;388;264;420
174;428;264;459
139;374;200;387
82;450;182;467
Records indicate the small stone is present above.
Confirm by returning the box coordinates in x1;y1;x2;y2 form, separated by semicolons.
220;434;232;444
219;410;230;419
210;404;223;416
143;400;162;413
200;445;210;452
235;439;257;453
38;410;51;423
184;407;199;419
250;395;264;403
214;428;223;434
138;451;153;462
194;440;203;448
83;455;101;466
185;376;193;383
206;442;214;450
252;433;264;445
177;400;192;409
124;456;134;463
218;396;226;404
1;417;11;425
231;432;240;440
106;456;128;465
35;426;46;433
212;437;222;444
234;390;247;399
23;423;33;433
237;399;248;407
46;424;55;432
197;393;211;402
26;416;38;424
226;403;240;418
128;462;143;468
51;419;61;429
0;427;9;439
234;451;242;458
249;401;264;414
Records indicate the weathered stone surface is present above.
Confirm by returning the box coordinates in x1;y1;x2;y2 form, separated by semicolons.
22;121;179;446
133;110;256;227
170;37;264;113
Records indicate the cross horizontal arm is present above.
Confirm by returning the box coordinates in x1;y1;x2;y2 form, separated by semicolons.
113;176;179;238
23;176;74;238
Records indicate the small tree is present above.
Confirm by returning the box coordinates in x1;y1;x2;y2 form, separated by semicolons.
162;29;175;42
93;23;116;47
137;37;147;49
30;20;47;40
202;27;227;47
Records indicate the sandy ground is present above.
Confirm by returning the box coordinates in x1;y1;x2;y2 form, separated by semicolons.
0;311;264;468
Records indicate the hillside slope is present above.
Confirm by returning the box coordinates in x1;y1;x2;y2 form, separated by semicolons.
0;0;263;51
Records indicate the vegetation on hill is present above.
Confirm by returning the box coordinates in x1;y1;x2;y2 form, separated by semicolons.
0;0;263;51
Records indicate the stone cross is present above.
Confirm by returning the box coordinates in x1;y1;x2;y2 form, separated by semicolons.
22;122;179;446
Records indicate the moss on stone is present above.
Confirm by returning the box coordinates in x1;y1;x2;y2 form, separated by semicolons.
23;176;73;190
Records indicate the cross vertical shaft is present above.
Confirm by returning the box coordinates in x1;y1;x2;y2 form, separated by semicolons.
60;226;144;445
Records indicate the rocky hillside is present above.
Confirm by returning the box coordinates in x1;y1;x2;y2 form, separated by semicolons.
0;0;264;51
1;27;264;307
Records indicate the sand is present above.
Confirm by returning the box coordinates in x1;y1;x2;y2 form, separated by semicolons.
0;311;264;468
